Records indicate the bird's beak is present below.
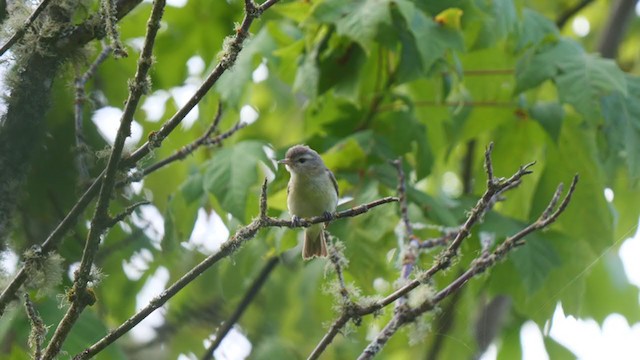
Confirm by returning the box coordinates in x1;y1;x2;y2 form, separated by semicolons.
278;159;289;165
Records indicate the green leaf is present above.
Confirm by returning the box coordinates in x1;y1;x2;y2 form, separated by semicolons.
556;53;627;120
515;38;583;93
293;51;320;98
513;9;559;52
601;75;640;179
529;101;564;142
203;141;273;222
396;0;465;72
318;42;367;101
581;252;640;323
543;336;574;359
313;0;392;52
472;0;518;49
180;171;204;204
216;28;277;106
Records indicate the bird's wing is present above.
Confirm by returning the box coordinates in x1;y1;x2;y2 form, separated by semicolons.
327;168;339;197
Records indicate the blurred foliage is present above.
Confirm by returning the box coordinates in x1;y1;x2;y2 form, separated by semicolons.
2;0;640;359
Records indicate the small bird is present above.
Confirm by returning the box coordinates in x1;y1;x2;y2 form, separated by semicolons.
279;145;339;260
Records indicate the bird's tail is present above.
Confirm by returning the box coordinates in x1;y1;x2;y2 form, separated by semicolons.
303;224;327;260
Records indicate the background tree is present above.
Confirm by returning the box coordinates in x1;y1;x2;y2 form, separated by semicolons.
0;0;638;359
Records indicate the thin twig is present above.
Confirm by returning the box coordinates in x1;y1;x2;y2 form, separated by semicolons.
201;257;279;360
104;201;150;229
391;158;418;308
73;188;395;359
0;0;53;58
74;44;114;180
24;293;46;360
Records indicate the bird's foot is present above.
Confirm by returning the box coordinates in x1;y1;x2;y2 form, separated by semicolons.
291;215;302;227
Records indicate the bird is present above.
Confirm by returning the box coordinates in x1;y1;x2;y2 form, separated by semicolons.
279;145;339;260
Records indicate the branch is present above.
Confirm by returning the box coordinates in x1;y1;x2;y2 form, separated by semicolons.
40;0;166;358
73;185;395;359
556;0;595;28
0;0;54;58
307;144;549;359
391;158;419;307
75;44;114;181
0;0;281;318
596;0;637;58
120;104;248;185
356;175;579;359
104;201;150;229
201;256;279;360
24;293;46;360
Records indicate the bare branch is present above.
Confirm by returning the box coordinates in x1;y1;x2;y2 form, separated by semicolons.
73;194;395;359
104;201;150;229
74;44;114;180
556;0;594;28
201;257;279;360
356;174;579;359
24;293;46;360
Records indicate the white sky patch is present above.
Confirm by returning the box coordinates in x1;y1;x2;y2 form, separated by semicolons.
119;221;132;234
187;56;205;76
131;266;170;342
127;37;145;52
142;90;170;122
619;217;640;288
240;105;259;125
178;354;197;360
572;16;590;37
478;343;497;360
167;0;188;7
260;145;276;182
205;326;251;360
550;303;640;359
130;205;165;250
183;208;229;254
130;179;144;195
521;321;549;360
0;249;19;275
67;262;80;281
636;1;640;16
92;106;143;150
252;60;269;83
122;248;154;281
373;277;390;293
441;171;463;198
604;188;614;203
170;84;199;129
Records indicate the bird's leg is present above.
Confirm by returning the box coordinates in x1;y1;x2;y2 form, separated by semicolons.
322;211;334;221
291;215;302;227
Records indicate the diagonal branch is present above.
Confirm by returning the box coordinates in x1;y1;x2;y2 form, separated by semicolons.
356;175;579;359
40;0;166;358
0;0;282;318
307;144;559;360
0;0;54;58
201;256;280;360
73;182;395;360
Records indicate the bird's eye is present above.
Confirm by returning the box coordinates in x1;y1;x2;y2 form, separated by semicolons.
298;158;306;164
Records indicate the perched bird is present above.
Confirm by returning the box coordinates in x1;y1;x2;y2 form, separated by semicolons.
279;145;339;260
